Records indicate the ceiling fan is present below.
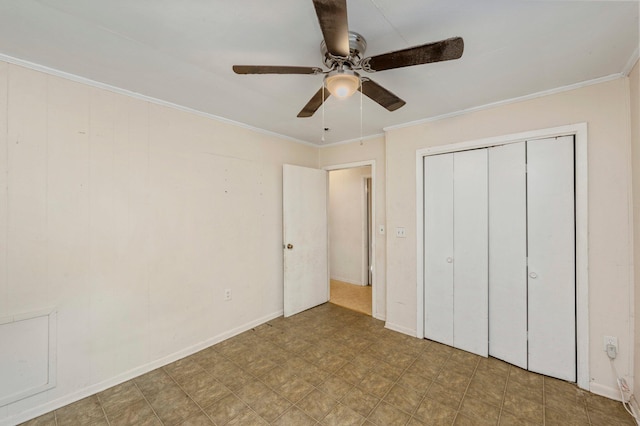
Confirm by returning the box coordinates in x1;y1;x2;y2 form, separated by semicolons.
233;0;464;118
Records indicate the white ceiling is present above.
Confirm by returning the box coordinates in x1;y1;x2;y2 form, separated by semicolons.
0;0;637;145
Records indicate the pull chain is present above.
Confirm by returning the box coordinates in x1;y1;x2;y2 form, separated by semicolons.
321;85;326;143
359;77;363;146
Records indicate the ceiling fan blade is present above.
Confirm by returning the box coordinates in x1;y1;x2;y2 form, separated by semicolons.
312;0;350;57
363;37;464;72
297;87;330;118
233;65;322;75
359;78;406;112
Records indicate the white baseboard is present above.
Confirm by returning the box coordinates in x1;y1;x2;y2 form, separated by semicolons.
330;276;366;286
590;382;624;401
385;321;417;338
0;310;283;426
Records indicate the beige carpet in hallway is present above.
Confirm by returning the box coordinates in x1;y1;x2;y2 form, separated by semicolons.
330;279;372;315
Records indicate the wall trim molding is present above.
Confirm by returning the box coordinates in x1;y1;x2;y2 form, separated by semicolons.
622;48;639;76
0;310;283;426
0;54;316;148
590;382;625;402
415;123;590;391
385;74;622;133
384;321;416;337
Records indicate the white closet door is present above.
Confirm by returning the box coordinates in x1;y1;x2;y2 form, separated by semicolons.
488;143;528;368
453;149;488;356
424;154;454;346
527;136;576;382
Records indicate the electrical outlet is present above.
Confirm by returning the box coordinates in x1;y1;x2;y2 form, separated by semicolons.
395;227;406;238
603;335;618;352
224;289;232;301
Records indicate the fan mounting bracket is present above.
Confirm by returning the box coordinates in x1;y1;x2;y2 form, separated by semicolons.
321;31;367;69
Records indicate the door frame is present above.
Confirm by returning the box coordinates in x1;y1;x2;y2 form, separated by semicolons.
324;160;378;319
362;175;372;286
415;123;589;390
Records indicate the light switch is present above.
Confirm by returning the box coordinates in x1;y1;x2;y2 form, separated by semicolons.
379;225;385;235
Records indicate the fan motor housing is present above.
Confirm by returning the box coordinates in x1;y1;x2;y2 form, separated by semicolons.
321;31;367;68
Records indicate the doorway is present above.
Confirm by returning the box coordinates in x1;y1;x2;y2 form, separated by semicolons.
326;165;374;316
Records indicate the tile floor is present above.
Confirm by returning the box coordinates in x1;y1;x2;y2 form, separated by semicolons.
21;303;635;426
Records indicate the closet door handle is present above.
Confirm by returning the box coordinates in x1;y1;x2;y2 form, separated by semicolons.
446;257;453;264
529;272;538;279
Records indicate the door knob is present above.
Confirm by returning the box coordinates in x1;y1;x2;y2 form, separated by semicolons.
286;244;293;250
446;257;453;263
529;272;538;279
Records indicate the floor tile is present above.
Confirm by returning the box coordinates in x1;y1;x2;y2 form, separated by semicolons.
107;399;161;426
396;372;433;397
341;387;380;418
501;392;543;424
134;369;176;396
367;401;411;426
164;357;206;383
425;381;464;410
318;375;353;400
297;389;339;421
276;375;315;403
383;384;423;415
180;372;231;408
18;412;56;426
146;386;202;425
414;397;457;425
272;406;317;426
204;394;248;425
459;395;500;424
544;406;589;426
55;396;106;426
335;362;370;386
225;407;269;425
358;371;395;399
97;381;145;418
321;403;365;426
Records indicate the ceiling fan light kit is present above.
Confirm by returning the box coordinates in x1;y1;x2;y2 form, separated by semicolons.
233;0;464;118
325;69;360;98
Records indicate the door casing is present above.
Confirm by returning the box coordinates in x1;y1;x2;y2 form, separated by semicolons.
323;160;378;320
415;123;589;390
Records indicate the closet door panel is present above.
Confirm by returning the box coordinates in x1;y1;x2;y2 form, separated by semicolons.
453;149;488;356
488;143;528;369
424;154;454;346
527;136;576;382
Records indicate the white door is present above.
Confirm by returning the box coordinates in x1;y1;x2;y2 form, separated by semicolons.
527;136;576;381
453;149;488;357
424;151;488;356
424;154;454;346
488;142;528;368
283;164;328;317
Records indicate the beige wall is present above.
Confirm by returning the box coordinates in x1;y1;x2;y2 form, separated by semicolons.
328;166;371;285
319;137;386;319
385;78;634;397
631;59;640;404
0;62;317;424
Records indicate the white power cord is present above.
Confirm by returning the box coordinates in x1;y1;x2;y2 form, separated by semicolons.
607;343;640;424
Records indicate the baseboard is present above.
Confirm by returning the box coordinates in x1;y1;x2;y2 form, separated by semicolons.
590;382;624;401
330;276;366;286
0;310;283;426
385;321;417;338
373;313;386;322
